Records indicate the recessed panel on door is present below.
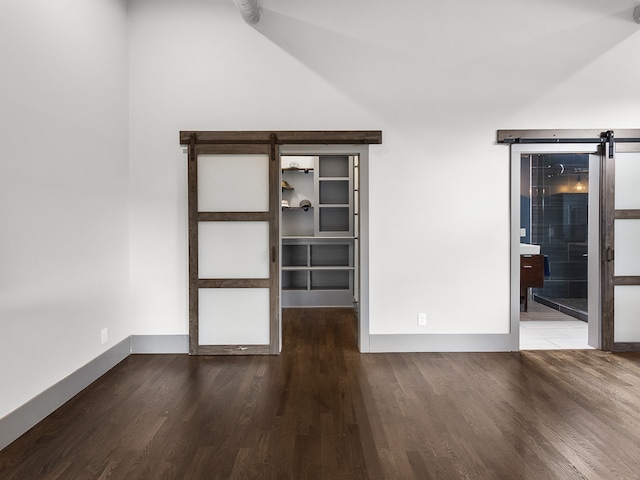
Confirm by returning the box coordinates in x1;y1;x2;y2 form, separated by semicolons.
198;221;269;279
615;155;640;209
614;220;640;276
198;154;269;212
614;285;640;342
199;288;270;345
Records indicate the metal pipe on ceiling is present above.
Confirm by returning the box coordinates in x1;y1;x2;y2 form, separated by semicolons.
233;0;261;24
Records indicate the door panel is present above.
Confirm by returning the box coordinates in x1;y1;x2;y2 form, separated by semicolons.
198;222;270;278
198;154;269;211
614;154;640;209
199;288;271;345
614;286;640;342
614;220;640;276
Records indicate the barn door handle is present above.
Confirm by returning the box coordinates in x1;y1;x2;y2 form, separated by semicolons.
271;246;276;263
606;246;614;262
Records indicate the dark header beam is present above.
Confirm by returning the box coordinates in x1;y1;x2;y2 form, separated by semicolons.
180;130;382;146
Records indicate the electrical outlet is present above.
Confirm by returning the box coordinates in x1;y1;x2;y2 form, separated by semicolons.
418;313;427;326
101;328;108;345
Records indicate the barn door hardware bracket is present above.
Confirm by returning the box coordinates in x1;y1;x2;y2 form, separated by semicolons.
603;130;615;159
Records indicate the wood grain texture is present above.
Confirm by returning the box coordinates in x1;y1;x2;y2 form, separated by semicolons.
188;133;199;355
3;308;640;479
198;212;269;222
197;279;270;289
268;138;280;354
601;153;615;351
614;209;640;220
180;131;383;145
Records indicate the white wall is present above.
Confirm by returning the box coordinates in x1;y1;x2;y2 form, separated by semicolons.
0;0;130;419
128;0;640;342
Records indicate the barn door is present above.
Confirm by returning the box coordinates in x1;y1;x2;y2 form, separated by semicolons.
602;142;640;351
186;134;279;355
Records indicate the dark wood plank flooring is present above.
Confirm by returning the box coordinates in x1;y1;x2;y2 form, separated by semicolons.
3;308;640;479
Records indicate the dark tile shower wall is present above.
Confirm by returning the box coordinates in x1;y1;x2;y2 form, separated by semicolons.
530;154;589;301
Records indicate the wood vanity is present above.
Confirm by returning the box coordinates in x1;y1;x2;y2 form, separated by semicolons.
520;254;545;311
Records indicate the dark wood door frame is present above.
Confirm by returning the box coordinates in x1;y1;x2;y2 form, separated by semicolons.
180;131;382;355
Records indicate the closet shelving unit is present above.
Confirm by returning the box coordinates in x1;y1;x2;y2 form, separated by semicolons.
281;155;357;307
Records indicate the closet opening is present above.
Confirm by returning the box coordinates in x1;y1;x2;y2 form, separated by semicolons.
279;145;370;351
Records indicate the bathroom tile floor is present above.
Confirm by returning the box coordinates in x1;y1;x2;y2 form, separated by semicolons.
520;301;592;350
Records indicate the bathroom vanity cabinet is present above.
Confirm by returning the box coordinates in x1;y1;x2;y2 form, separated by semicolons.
281;155;357;307
520;254;544;311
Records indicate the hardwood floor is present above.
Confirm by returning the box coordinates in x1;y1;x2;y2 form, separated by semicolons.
3;308;640;479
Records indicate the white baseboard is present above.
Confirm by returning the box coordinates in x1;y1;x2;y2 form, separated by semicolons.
368;333;518;353
131;334;188;354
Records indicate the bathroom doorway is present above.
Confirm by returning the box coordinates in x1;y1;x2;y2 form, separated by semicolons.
523;153;589;319
503;129;640;352
508;141;601;351
519;152;593;349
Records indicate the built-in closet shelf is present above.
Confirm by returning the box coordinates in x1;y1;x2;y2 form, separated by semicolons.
282;168;314;173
